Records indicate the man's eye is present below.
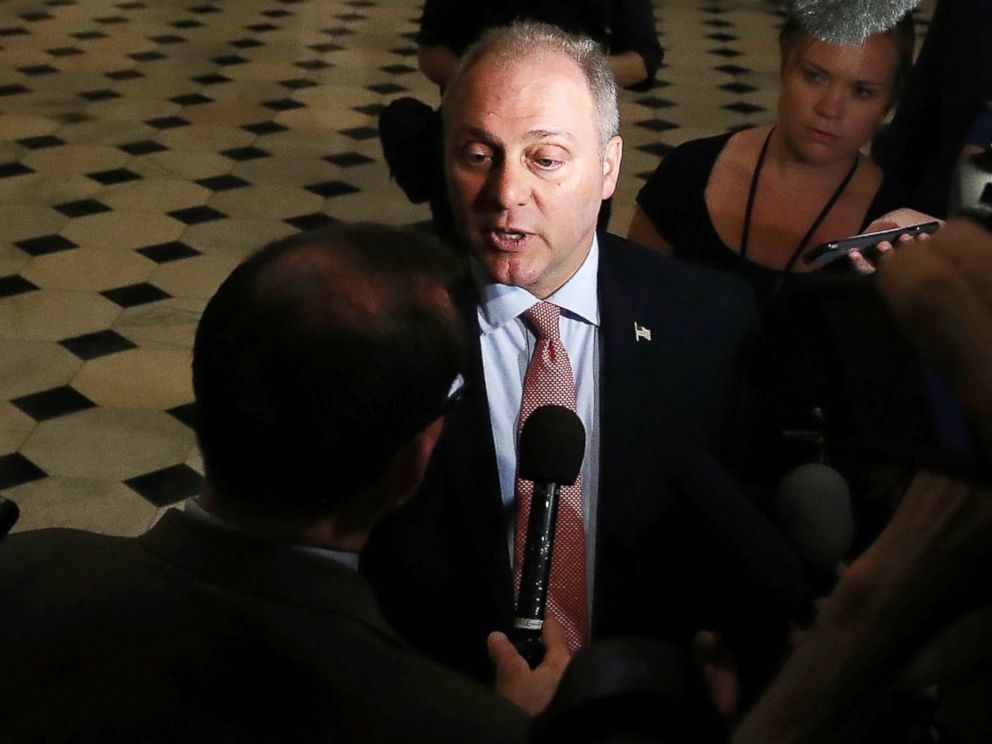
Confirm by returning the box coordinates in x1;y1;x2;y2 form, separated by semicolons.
461;147;492;166
802;68;824;83
853;85;877;100
530;150;565;171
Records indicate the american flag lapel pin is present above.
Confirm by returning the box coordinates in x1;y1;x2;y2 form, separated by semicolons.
634;322;652;342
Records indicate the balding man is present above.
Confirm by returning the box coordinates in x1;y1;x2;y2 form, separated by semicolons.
364;22;806;701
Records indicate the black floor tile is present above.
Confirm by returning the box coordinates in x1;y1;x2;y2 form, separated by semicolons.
106;68;143;80
87;168;141;184
0;453;46;491
295;59;332;71
118;139;167;155
145;116;190;129
12;386;96;422
279;78;317;90
285;212;337;231
191;72;230;85
54;199;112;217
101;282;171;308
168;205;227;224
129;50;166;62
634;119;679;132
195;174;250;191
219;146;270;161
79;88;121;101
19;64;58;76
242;121;286;135
137;240;201;262
0;275;39;299
14;234;77;256
339;125;377;140
305;180;359;198
170;93;212;106
59;329;137;360
126;464;203;506
17;135;65;149
0;162;34;178
262;97;303;111
724;101;766;114
366;82;406;95
324;152;373;168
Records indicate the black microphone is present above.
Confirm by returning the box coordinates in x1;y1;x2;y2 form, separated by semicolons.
511;405;586;668
0;494;20;540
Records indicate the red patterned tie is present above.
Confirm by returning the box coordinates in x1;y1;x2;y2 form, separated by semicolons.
513;302;588;653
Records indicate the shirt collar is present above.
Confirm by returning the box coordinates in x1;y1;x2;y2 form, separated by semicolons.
472;234;601;335
183;497;361;571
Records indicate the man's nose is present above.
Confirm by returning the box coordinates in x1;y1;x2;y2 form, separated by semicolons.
488;159;529;208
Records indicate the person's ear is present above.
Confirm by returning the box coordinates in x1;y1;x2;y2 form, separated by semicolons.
382;417;444;510
601;135;623;200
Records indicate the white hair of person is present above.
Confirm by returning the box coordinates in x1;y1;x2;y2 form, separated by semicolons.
442;20;620;155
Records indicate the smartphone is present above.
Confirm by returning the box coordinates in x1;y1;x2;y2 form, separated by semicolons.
802;220;942;268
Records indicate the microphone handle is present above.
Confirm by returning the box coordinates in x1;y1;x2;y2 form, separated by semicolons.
510;480;560;668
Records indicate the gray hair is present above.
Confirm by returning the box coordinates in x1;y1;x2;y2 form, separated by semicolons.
442;21;620;154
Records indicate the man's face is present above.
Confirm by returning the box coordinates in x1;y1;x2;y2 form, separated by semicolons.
444;51;622;299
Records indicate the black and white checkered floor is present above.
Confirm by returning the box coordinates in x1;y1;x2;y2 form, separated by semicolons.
1;0;933;535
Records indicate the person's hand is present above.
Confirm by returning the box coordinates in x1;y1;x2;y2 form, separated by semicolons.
848;208;944;274
487;618;571;716
693;630;739;718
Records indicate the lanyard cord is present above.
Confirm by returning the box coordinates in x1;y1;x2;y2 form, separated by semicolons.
740;127;860;272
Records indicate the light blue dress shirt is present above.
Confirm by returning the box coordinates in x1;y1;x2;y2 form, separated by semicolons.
472;236;601;603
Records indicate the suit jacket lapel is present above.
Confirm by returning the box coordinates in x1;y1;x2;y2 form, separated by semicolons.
443;277;516;620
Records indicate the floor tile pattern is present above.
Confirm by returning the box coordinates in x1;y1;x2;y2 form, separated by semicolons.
1;0;933;535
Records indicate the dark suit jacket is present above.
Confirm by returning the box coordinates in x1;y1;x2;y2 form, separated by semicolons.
0;509;527;743
363;234;806;695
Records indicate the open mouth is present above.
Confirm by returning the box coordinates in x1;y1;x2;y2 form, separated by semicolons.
485;228;533;250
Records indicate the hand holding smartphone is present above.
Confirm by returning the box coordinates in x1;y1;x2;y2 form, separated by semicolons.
802;221;942;268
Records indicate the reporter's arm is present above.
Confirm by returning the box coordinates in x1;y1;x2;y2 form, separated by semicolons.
734;471;992;744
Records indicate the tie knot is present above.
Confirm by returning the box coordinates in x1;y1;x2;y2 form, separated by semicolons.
523;302;561;340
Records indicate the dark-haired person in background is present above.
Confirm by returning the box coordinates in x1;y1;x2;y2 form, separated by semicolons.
416;0;663;91
873;0;992;218
0;223;547;742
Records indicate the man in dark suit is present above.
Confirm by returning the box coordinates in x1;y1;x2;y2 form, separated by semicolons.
363;22;806;703
0;224;538;742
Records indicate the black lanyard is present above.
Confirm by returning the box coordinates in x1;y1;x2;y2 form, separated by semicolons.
741;127;860;272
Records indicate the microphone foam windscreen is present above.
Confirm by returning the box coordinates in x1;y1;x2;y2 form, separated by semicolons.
519;405;586;485
775;463;854;571
787;0;920;45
